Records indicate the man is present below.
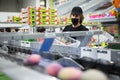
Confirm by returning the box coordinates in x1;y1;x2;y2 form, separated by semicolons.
5;28;11;32
37;27;46;43
15;28;20;32
63;6;90;46
63;6;88;32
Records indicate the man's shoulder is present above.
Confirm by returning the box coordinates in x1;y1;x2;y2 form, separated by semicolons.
63;24;72;31
80;25;89;31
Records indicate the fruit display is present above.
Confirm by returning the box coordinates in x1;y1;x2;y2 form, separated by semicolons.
21;7;36;26
20;6;71;26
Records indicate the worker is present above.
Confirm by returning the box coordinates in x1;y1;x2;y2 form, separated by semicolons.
63;6;88;32
63;6;88;40
62;6;96;47
37;27;46;43
15;28;20;32
5;28;11;32
0;28;4;32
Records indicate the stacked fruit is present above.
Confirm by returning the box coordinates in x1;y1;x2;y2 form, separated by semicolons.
21;7;74;26
21;6;36;26
36;7;41;25
36;7;59;25
59;17;71;25
40;8;49;25
12;16;21;23
28;7;36;26
21;8;28;24
49;8;59;25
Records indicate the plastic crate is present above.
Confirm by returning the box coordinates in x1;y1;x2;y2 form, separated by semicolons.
53;37;80;47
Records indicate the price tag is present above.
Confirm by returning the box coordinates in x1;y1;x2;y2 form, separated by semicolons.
81;47;97;59
21;41;30;47
97;49;111;61
45;32;56;38
25;41;30;47
21;41;25;47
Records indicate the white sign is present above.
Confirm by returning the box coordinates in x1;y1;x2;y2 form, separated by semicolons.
81;47;97;59
97;49;111;61
24;41;30;47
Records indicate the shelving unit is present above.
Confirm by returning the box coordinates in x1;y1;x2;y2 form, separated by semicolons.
0;30;120;80
88;17;117;22
0;0;120;80
36;25;64;28
0;30;103;41
0;22;27;28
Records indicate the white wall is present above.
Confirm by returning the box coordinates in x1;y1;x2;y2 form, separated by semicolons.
0;12;19;22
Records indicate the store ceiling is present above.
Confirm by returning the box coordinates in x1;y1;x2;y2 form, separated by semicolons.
95;2;112;11
56;0;112;16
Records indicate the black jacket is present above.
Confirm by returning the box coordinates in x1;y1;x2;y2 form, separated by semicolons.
63;24;88;32
63;24;89;39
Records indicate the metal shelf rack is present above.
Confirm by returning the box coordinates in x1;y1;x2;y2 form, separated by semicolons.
0;30;103;41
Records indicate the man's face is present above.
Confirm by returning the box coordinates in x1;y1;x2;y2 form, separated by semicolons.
70;15;80;27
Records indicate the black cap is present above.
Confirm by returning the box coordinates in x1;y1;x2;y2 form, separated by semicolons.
71;6;83;15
